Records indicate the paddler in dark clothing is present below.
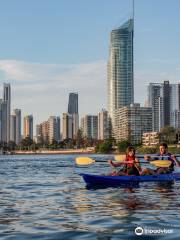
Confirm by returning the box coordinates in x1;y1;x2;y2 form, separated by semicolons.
141;143;180;175
108;146;142;176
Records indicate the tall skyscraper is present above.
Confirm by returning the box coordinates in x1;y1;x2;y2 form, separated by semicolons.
10;109;21;144
66;93;79;140
62;113;73;139
170;84;180;111
23;115;33;140
72;113;79;139
163;81;171;126
170;84;180;128
36;124;42;143
48;116;61;143
98;109;110;140
148;83;162;132
10;115;16;143
107;19;134;134
148;81;180;131
0;99;7;142
41;121;49;144
68;93;78;114
3;83;11;142
81;115;98;139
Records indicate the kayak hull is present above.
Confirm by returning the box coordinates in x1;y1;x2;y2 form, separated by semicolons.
80;173;180;187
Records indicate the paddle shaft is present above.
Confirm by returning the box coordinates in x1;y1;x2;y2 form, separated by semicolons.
75;157;173;167
88;160;159;164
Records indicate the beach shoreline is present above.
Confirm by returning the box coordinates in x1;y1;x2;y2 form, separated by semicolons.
9;149;123;155
12;148;96;155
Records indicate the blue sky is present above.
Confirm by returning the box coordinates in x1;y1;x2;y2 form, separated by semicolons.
0;0;180;125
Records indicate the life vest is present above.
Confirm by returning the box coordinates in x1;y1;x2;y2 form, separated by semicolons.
125;155;136;168
157;153;173;161
157;153;175;170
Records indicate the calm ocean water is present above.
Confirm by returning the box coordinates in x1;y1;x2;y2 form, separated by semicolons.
0;154;180;240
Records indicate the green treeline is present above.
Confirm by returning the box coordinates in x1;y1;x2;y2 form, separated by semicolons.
1;126;180;154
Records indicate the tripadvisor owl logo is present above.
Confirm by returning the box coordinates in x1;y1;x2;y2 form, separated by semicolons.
135;227;144;235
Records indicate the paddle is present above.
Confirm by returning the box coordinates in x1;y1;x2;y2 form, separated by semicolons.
114;155;125;161
75;157;172;167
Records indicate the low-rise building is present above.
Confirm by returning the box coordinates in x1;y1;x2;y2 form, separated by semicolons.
142;132;159;146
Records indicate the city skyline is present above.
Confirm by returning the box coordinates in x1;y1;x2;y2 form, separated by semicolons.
0;0;180;124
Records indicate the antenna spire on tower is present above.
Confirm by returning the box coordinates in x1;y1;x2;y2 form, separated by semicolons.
133;0;134;23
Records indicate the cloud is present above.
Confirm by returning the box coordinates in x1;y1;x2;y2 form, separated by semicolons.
0;59;107;126
0;60;74;82
0;59;179;132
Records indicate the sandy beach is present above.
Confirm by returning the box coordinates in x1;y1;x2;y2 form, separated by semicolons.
13;148;96;155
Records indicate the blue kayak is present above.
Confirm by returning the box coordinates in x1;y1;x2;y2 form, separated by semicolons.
80;173;180;187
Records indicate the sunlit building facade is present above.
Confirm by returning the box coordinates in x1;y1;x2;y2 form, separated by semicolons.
114;104;152;144
23;115;33;140
108;19;134;134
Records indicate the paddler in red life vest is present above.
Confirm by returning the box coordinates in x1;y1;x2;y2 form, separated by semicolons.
142;142;180;175
108;146;142;176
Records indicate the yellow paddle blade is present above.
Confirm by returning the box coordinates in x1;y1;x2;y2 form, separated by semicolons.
150;160;172;168
76;157;95;165
114;155;126;161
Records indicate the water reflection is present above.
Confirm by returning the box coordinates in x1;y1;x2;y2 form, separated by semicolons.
86;182;140;190
0;155;180;239
155;181;174;192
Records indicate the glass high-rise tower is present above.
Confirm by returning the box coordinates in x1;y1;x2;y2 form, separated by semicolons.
3;83;11;142
67;93;79;139
68;93;78;114
107;19;134;133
